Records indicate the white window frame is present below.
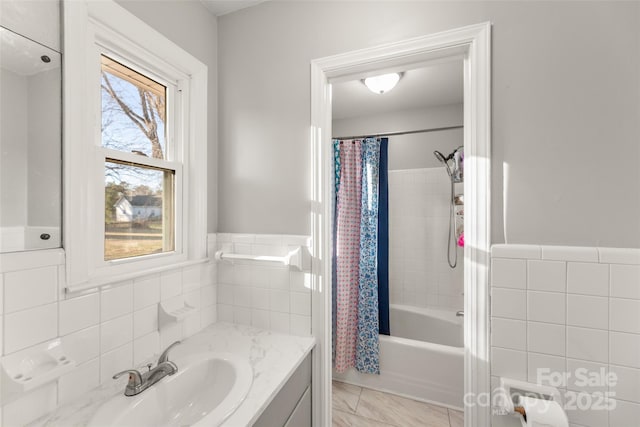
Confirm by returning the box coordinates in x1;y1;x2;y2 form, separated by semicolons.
63;0;207;291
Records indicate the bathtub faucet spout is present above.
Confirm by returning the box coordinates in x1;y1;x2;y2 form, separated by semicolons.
456;311;464;317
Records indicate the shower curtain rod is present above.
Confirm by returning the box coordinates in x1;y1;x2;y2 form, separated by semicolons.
333;125;463;141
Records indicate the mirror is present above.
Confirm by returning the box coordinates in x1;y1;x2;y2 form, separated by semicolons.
0;26;61;252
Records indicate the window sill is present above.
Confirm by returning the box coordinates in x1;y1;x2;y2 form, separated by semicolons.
64;257;210;294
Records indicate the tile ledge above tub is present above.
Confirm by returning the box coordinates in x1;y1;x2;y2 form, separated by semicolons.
491;244;640;265
27;322;316;427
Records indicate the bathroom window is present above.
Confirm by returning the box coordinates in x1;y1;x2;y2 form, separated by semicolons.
100;55;178;262
64;1;207;289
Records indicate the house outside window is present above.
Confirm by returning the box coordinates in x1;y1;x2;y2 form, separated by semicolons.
64;1;207;289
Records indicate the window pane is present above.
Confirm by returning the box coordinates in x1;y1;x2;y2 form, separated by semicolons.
105;160;174;261
101;55;167;159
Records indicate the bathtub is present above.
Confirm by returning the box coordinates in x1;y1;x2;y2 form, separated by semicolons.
333;304;464;409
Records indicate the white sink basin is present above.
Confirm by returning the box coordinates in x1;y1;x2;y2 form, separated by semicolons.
88;353;252;427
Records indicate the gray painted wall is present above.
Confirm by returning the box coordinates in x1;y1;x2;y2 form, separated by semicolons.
117;0;219;232
0;0;60;52
218;1;640;248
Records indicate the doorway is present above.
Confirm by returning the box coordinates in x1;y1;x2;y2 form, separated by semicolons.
310;23;492;427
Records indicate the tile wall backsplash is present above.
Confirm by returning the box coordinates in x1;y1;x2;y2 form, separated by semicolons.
0;235;218;426
490;244;640;427
388;168;463;311
215;233;312;336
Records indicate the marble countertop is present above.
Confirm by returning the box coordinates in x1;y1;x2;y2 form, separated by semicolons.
29;322;315;427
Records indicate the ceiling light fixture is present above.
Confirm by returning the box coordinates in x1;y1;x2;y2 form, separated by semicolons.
363;72;402;94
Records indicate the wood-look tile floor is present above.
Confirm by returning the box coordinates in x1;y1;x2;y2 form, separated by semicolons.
332;381;463;427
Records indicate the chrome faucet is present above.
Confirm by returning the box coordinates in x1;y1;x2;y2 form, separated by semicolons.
113;341;181;396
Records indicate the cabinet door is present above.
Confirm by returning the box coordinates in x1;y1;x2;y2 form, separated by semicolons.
284;387;311;427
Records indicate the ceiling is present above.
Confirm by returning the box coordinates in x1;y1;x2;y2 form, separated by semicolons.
332;59;463;120
200;0;268;16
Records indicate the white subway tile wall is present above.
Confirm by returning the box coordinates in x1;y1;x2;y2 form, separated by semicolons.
388;168;464;311
491;244;640;427
215;233;312;336
0;235;218;426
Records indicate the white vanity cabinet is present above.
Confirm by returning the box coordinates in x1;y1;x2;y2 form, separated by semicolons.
253;353;312;427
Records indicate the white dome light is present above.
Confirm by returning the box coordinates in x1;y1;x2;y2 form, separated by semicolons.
363;73;401;94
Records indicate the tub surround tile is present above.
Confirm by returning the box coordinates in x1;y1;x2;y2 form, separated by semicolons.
564;390;610;427
99;342;133;384
610;264;640;299
250;308;270;330
133;275;160;310
492;244;640;427
133;331;160;365
389;170;463;312
566;359;608;393
527;352;566;386
491;244;541;260
608;400;640;427
608;365;640;403
542;246;599;263
4;302;57;353
100;314;133;353
566;326;608;363
58;359;100;405
567;294;608;330
610;331;640;368
610;298;640;334
598;248;640;265
59;293;100;335
133;305;158;338
491;288;526;320
233;306;251;325
528;322;566;356
0;239;218;425
181;265;201;292
290;313;311;336
100;282;133;322
215;233;312;336
62;326;99;365
491;318;526;351
567;262;609;296
160;271;182;300
491;258;526;289
491;347;527;381
527;291;565;324
4;266;58;313
527;260;566;292
200;285;216;307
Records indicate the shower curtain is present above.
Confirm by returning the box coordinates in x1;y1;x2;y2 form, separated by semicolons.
332;137;389;374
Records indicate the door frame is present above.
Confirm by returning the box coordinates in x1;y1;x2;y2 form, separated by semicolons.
309;22;492;427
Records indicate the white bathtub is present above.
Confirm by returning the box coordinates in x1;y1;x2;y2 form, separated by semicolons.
333;304;464;409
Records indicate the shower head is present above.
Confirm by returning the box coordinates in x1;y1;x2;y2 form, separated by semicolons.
433;150;448;163
434;150;453;177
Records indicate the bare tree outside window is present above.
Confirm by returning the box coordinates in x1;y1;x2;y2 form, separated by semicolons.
101;55;174;261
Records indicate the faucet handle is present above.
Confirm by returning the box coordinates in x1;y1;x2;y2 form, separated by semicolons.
158;340;181;364
113;369;143;388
